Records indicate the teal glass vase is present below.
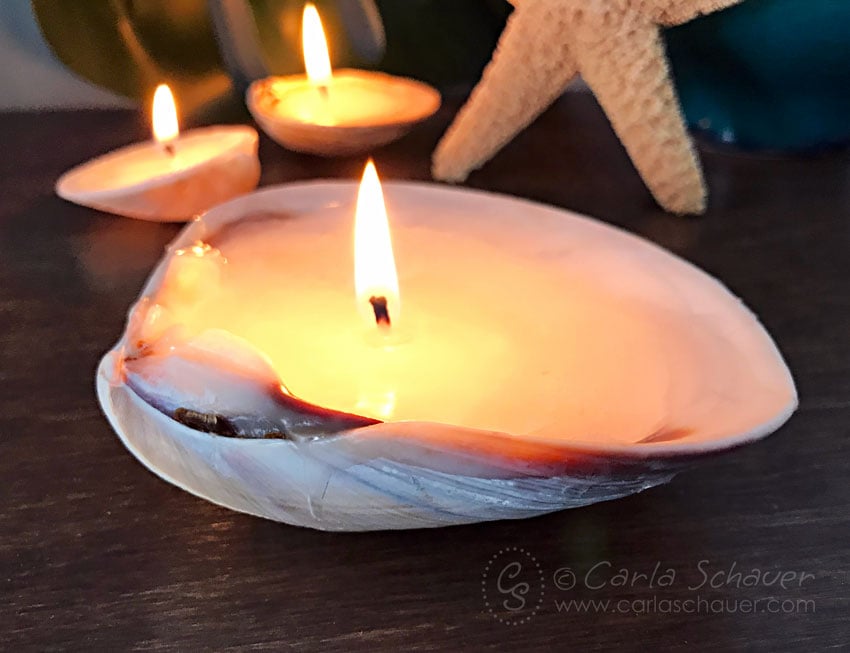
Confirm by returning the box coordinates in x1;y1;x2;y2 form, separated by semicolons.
665;0;850;152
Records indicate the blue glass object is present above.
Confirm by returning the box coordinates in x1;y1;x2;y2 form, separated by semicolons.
665;0;850;151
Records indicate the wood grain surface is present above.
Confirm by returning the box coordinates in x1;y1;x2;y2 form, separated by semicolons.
1;95;848;651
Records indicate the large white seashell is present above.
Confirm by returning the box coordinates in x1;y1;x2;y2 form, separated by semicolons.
97;182;797;531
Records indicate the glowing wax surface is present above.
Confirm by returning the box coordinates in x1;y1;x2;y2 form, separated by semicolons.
144;185;791;446
261;70;439;127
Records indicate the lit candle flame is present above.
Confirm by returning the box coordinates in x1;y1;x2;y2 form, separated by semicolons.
152;84;179;145
302;3;332;87
354;159;399;329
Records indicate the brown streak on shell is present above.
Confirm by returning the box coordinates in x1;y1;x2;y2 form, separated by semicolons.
174;408;240;438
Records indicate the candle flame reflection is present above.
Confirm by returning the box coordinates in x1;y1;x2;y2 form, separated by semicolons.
302;3;332;86
152;84;179;145
356;389;397;420
354;159;399;329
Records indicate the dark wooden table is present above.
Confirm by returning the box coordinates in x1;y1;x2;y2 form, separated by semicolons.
2;95;848;651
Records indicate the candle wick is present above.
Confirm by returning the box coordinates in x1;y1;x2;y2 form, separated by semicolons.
315;83;335;125
369;296;391;328
163;142;176;157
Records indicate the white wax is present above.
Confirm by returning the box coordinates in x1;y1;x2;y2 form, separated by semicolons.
258;70;439;127
143;186;788;445
59;128;252;193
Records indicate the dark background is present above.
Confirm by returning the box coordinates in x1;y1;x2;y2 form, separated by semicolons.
2;94;848;650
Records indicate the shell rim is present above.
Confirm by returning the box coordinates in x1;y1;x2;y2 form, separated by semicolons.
99;349;796;461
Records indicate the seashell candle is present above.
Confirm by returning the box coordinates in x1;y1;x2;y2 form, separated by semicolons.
57;85;260;222
246;4;440;156
97;161;797;531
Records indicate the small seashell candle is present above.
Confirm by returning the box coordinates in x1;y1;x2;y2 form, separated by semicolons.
56;85;261;222
246;4;440;156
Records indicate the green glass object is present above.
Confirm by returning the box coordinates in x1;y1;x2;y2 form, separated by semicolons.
31;0;386;119
32;0;233;118
665;0;850;151
31;0;507;120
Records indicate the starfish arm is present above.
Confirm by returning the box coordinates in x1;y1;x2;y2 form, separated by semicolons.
572;15;706;214
432;0;577;182
642;0;744;26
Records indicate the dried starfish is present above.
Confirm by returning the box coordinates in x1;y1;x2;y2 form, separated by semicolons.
432;0;743;214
